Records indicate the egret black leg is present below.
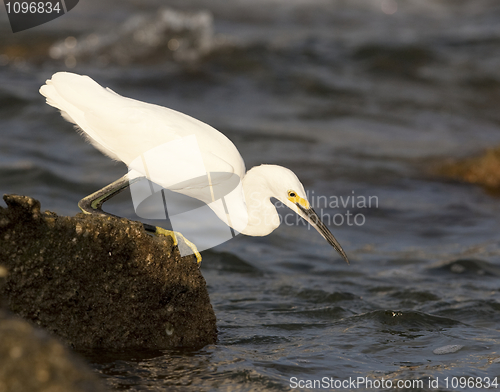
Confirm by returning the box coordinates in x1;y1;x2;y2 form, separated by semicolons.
78;174;202;264
78;174;138;217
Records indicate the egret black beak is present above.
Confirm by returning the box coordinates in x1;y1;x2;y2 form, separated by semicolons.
297;204;349;264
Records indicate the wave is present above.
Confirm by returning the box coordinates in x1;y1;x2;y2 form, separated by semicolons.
430;258;500;278
48;8;219;67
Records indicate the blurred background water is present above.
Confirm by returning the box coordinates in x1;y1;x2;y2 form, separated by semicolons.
1;0;500;390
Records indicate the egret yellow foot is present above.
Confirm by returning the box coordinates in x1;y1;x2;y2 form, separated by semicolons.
154;227;202;264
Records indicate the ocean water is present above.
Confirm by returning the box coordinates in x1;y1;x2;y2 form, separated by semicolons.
1;0;500;390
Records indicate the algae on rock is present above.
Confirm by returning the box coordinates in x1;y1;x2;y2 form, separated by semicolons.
0;194;217;350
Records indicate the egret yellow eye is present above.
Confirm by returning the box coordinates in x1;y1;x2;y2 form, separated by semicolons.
288;191;296;198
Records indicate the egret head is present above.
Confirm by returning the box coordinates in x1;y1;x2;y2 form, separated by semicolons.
266;166;349;264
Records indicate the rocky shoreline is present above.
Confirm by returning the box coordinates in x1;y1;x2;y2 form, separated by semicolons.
0;194;217;390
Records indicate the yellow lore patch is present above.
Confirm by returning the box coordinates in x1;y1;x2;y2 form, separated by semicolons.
287;190;310;209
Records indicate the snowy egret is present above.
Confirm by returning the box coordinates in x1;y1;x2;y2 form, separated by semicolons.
40;72;349;264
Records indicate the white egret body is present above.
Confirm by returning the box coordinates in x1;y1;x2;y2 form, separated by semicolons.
40;72;348;263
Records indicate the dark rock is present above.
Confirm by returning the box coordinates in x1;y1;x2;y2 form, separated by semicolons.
0;194;217;349
0;308;106;392
435;146;500;192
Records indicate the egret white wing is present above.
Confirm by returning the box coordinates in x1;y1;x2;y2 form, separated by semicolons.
40;72;245;180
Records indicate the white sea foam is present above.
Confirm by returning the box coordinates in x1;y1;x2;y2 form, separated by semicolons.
433;345;464;355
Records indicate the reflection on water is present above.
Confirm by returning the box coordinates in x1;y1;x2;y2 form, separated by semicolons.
1;0;500;390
